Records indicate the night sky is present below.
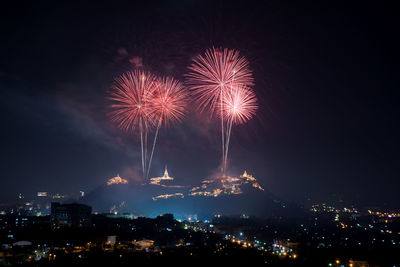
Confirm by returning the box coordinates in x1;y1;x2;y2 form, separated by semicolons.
0;1;399;207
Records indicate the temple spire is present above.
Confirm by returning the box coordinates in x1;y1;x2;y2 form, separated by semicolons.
163;165;169;178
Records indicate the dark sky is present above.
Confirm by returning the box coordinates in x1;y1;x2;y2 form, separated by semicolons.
0;0;399;207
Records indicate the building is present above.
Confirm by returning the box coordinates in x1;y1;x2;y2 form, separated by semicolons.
50;202;92;228
107;174;128;186
0;215;50;229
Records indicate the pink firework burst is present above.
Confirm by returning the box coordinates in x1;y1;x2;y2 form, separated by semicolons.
149;77;189;127
145;77;189;178
108;70;157;132
221;85;258;125
186;47;254;115
221;85;258;172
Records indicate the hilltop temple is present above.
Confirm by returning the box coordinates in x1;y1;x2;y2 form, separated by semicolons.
149;166;174;185
107;174;128;186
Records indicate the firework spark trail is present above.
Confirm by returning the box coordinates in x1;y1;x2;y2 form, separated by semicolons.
146;119;161;179
146;77;188;178
223;71;236;172
220;84;258;171
186;47;253;175
224;118;233;172
108;70;157;178
140;121;145;178
144;130;148;178
220;89;225;174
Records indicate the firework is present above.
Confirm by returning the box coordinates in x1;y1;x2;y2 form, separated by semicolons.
149;77;188;126
108;70;156;131
221;84;258;125
186;47;253;114
146;77;188;178
108;70;157;178
186;47;254;174
221;85;258;171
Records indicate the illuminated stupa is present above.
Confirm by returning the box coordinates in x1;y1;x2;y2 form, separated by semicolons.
149;166;174;185
150;166;186;201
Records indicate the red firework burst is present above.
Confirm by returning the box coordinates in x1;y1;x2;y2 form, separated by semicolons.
108;70;157;131
145;77;188;178
149;77;188;127
221;85;258;125
186;47;254;114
